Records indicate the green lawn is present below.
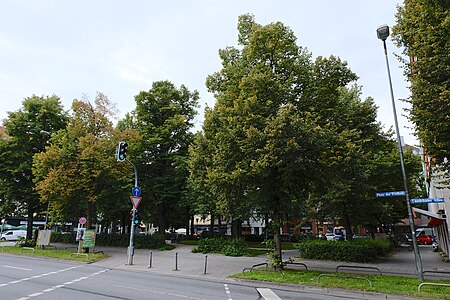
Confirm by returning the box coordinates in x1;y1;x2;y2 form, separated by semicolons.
234;269;450;299
0;245;109;263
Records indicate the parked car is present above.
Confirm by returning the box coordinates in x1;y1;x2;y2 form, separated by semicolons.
0;230;27;241
325;233;335;241
352;234;369;239
417;234;434;245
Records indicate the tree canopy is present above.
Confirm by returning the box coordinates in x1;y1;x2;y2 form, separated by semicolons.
0;95;68;238
393;0;450;162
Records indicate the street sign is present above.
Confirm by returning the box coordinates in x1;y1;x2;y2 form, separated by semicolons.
410;197;445;204
130;196;142;209
79;217;87;225
376;191;406;197
132;186;141;197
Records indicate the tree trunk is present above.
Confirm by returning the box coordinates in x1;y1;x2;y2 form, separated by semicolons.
156;212;166;234
209;213;215;237
273;221;283;270
218;215;222;236
26;205;34;240
190;215;195;238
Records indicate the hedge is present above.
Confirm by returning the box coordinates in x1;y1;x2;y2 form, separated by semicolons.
296;239;391;263
192;237;248;256
50;232;166;249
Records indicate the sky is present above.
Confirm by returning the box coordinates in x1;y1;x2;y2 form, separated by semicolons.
0;0;418;146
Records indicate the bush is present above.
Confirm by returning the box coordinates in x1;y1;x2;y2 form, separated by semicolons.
193;237;248;256
296;239;390;263
50;232;166;249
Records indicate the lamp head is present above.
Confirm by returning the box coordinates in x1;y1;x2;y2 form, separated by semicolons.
377;24;390;41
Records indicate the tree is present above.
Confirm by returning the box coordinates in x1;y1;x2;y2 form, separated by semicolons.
193;14;363;266
393;0;450;163
125;81;199;234
33;93;138;229
0;95;68;239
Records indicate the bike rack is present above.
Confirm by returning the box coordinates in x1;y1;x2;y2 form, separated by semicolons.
283;259;308;270
418;282;450;292
423;270;450;279
20;247;35;254
243;262;268;273
317;274;373;287
336;265;382;276
243;262;283;277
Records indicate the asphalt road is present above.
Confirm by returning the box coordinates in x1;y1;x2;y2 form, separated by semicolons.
0;254;392;300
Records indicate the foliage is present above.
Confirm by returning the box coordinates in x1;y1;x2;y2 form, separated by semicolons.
190;14;404;267
393;1;450;163
235;269;450;299
122;81;199;234
192;237;248;256
295;239;391;263
33;93;138;229
0;95;68;239
50;232;166;249
15;236;36;247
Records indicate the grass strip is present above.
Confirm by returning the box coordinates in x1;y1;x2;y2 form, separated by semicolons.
0;245;109;263
234;269;450;299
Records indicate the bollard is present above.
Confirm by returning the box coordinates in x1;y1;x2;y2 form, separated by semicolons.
204;255;208;275
148;251;153;268
175;252;179;271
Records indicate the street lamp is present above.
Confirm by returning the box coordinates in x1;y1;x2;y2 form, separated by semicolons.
377;24;424;281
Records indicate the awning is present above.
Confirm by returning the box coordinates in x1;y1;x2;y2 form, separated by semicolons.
412;207;446;227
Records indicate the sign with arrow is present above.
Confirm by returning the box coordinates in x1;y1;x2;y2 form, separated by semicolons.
132;186;141;197
130;196;142;209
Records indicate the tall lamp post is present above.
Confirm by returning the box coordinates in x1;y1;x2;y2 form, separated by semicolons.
377;24;424;281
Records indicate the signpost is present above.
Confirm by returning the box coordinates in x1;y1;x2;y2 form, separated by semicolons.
130;196;142;209
376;191;406;197
132;187;141;197
410;198;445;204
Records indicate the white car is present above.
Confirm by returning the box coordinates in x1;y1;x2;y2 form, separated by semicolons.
325;233;335;241
0;230;27;241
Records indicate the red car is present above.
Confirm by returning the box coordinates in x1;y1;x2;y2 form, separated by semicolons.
417;234;434;245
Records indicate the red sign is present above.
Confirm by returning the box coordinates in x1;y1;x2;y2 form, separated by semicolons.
79;217;87;225
130;196;142;209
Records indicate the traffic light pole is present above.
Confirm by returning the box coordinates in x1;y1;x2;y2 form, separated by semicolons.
126;158;138;265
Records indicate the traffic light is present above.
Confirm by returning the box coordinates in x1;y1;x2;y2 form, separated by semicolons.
116;141;128;162
134;210;141;226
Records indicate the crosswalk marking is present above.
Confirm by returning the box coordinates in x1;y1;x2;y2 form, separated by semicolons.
256;288;282;300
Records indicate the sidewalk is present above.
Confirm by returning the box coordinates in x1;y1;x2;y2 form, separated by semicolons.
91;243;450;281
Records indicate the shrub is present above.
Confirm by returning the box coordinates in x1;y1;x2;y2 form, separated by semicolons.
50;232;166;249
193;237;248;256
296;239;390;263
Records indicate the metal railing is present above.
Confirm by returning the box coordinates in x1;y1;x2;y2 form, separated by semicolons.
336;265;382;276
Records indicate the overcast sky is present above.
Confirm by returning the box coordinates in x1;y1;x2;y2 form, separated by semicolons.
0;0;418;145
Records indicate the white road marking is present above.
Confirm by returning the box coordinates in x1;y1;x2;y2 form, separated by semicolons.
224;284;232;300
256;288;282;300
15;268;110;300
112;284;208;300
2;265;32;271
0;266;79;288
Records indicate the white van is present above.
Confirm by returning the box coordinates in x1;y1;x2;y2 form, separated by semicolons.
0;230;27;241
415;227;434;237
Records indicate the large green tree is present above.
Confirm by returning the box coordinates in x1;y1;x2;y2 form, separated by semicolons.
124;81;199;234
393;0;450;162
33;93;137;229
0;95;68;239
192;14;362;265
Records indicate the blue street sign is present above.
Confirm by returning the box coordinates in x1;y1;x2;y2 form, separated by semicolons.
132;187;141;197
375;191;406;197
410;198;444;204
